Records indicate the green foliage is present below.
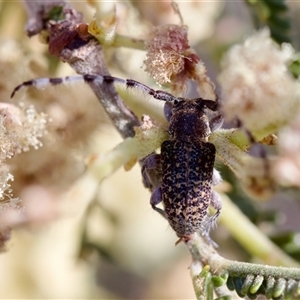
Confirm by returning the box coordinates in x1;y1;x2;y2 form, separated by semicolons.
227;273;300;299
245;0;291;44
271;232;300;261
289;58;300;78
47;6;64;21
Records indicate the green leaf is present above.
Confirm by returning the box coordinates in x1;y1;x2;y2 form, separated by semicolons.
47;6;64;21
211;272;228;288
249;275;264;294
273;278;287;298
245;0;291;44
289;59;300;79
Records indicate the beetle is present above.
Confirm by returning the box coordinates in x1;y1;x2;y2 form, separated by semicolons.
11;74;223;244
142;97;223;244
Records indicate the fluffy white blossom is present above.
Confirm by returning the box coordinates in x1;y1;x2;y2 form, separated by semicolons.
219;28;300;139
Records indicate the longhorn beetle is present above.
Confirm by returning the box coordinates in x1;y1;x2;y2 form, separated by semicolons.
11;74;223;244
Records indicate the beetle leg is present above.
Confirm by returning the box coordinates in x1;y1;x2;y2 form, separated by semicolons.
150;187;167;219
141;154;162;191
212;168;222;186
141;155;167;218
200;190;222;247
210;191;222;221
209;114;224;133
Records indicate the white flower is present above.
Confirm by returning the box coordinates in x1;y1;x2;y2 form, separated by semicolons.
218;28;300;140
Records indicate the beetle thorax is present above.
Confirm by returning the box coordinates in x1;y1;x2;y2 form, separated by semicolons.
168;101;211;143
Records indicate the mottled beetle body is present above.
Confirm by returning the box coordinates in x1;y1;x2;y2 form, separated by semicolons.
11;74;223;243
145;99;222;241
161;139;216;236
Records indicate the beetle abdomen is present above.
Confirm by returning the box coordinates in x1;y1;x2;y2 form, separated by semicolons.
161;140;216;236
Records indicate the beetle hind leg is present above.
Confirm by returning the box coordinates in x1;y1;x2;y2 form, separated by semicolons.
150;187;167;219
200;190;222;247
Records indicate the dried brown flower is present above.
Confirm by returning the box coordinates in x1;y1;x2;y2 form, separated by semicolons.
144;24;215;98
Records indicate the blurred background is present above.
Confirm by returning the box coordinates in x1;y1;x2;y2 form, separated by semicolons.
0;1;300;299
